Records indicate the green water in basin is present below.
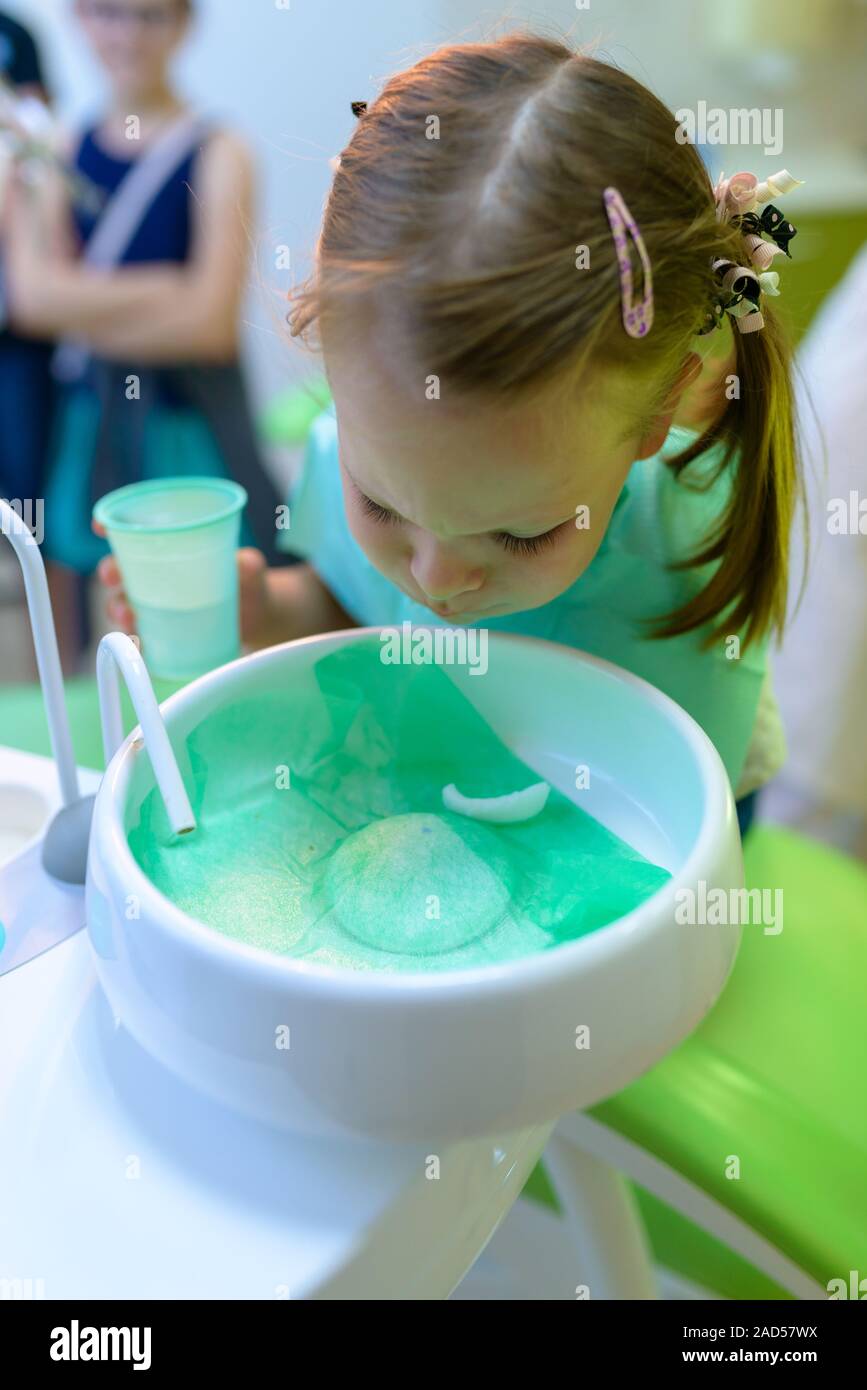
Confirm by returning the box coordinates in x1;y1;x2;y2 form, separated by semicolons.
128;640;671;973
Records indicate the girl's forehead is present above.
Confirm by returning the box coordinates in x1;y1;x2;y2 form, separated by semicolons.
328;349;635;458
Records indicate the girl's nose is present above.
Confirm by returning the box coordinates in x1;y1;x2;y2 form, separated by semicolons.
409;539;484;603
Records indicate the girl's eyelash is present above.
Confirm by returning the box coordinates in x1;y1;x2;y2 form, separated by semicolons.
359;487;561;556
496;528;560;556
360;494;399;525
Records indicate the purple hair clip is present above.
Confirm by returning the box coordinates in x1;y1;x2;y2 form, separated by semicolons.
603;186;654;339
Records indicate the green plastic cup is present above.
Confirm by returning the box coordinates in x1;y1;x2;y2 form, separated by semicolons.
93;477;247;681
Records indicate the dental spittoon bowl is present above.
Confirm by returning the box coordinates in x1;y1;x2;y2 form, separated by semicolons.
85;629;744;1142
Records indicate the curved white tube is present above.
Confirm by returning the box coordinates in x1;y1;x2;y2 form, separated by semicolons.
0;498;80;807
97;632;196;836
442;781;550;824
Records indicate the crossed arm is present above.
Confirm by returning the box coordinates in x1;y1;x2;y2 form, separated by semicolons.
3;127;254;363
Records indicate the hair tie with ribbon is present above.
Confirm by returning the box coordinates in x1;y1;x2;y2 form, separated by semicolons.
697;168;803;336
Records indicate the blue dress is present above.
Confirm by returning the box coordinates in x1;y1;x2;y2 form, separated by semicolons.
281;403;768;796
72;128;194;267
44;124;279;572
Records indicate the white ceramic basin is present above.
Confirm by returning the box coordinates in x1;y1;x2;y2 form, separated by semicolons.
86;629;743;1142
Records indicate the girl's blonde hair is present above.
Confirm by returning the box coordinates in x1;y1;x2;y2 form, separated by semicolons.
289;33;799;649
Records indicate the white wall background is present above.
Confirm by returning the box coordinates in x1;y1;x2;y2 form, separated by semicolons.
9;0;867;411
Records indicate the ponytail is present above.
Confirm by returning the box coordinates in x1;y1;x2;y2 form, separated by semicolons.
651;303;798;651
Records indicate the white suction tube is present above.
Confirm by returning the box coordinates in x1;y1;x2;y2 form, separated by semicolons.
96;632;196;836
0;498;80;807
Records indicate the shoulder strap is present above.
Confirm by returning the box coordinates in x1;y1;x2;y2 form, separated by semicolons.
81;111;211;268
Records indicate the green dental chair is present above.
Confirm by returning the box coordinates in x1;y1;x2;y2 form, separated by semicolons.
515;825;867;1300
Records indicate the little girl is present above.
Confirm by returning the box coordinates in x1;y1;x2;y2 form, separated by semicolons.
103;34;801;820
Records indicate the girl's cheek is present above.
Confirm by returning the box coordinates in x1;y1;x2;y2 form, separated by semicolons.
347;510;402;571
535;553;579;599
562;524;606;580
508;531;598;602
345;505;374;550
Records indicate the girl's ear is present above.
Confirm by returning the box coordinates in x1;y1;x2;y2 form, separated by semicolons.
634;352;703;459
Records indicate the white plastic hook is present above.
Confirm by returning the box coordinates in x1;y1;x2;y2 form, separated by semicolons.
96;632;196;836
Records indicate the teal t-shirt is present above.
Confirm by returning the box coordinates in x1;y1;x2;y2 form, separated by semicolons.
280;403;766;791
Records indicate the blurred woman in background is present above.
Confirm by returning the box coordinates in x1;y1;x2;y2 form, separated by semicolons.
0;8;53;515
3;0;284;665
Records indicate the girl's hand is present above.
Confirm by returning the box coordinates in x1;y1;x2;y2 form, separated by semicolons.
96;551;136;634
236;547;273;647
95;543;272;648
